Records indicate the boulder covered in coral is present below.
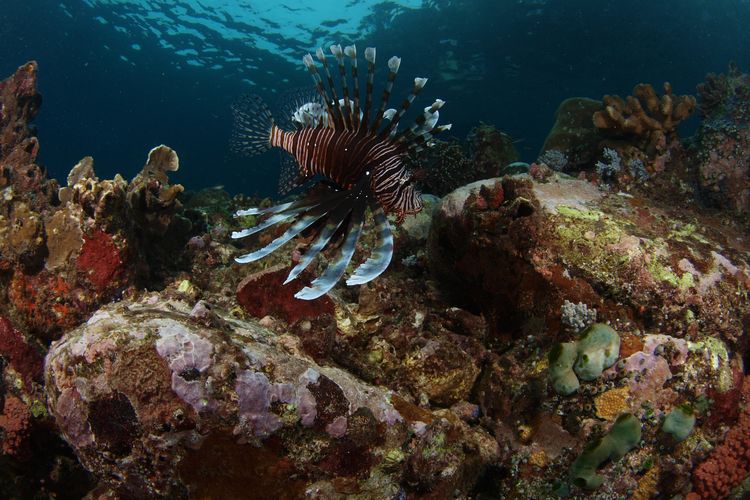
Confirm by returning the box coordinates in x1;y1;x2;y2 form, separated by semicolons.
693;63;750;215
428;174;750;348
44;295;498;498
539;97;604;170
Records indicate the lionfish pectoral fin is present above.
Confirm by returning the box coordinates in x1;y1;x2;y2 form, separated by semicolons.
231;210;302;240
284;200;352;285
294;198;367;300
234;194;347;264
230;94;275;156
232;190;348;239
346;206;393;285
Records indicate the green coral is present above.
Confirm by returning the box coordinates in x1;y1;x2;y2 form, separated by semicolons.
569;413;641;490
662;404;695;442
549;323;620;394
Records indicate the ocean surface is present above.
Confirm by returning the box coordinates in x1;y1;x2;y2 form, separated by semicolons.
2;0;750;197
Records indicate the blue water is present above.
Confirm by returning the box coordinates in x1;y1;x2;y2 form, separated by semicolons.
2;0;750;197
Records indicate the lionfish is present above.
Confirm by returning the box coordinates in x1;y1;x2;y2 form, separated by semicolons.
231;44;450;300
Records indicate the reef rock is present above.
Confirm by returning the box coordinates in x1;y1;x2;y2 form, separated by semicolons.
694;63;750;215
428;174;750;348
0;61;57;207
539;97;604;170
468;124;520;177
45;295;498;498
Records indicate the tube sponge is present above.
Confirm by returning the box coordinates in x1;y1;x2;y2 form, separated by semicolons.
569;413;642;489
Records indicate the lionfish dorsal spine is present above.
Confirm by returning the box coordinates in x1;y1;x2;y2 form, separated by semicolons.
395;99;445;144
362;47;376;130
303;53;338;126
315;48;345;129
379;77;428;139
344;45;360;129
330;44;353;130
370;55;401;133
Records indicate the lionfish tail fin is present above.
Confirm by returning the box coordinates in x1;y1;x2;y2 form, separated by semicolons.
231;94;275;156
346;206;393;285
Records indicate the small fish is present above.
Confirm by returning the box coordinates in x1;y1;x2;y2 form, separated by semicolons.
231;44;450;300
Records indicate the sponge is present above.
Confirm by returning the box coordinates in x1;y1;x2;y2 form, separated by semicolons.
569;413;641;489
549;342;580;396
573;323;621;381
662;404;695;442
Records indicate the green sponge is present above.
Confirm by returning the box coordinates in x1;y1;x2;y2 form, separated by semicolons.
662;404;695;442
549;342;580;395
569;413;641;489
549;323;621;395
573;323;620;381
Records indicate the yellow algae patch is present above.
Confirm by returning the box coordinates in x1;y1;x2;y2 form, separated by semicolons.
518;424;533;444
594;386;630;420
631;465;660;500
532;356;549;376
528;449;548;468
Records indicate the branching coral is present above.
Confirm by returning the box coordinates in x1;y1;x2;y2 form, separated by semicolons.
593;82;696;157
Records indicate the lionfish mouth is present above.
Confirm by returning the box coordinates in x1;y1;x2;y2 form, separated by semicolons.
232;180;393;300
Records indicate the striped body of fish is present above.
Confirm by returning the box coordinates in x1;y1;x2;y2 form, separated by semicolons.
231;44;450;300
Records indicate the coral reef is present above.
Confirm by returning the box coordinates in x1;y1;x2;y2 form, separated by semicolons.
417;124;519;197
593;82;696;157
689;383;750;499
693;63;750;215
1;60;750;498
467;124;520;177
568;413;641;489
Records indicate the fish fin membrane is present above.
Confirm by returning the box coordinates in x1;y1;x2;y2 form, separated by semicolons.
234;193;348;264
295;197;367;300
274;87;324;131
230;94;274;156
346;206;393;285
278;151;308;195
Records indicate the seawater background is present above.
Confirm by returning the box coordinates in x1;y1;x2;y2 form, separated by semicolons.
1;0;750;197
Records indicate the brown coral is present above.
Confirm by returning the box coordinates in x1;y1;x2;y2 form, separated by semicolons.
593;82;696;156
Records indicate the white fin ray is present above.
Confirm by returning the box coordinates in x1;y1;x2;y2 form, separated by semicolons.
346;206;393;285
295;199;367;300
284;202;352;284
